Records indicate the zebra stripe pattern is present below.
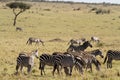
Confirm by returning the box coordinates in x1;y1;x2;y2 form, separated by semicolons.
39;53;60;75
69;50;101;72
68;38;86;45
53;53;83;76
67;41;92;52
103;50;120;68
16;49;39;74
87;49;104;58
39;52;83;76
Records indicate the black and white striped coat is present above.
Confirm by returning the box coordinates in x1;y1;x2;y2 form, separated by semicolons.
67;41;93;52
39;53;59;75
69;50;101;72
103;50;120;68
52;53;83;76
16;50;39;74
39;52;83;76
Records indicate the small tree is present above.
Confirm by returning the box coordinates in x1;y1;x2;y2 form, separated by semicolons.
6;2;31;26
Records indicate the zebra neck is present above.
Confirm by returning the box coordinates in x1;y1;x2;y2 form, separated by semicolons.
31;55;35;60
29;55;35;66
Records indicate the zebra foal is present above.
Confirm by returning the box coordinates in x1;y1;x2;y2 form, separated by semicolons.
16;49;39;74
103;50;120;68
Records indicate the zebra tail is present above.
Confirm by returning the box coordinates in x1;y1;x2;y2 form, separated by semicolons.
103;54;108;64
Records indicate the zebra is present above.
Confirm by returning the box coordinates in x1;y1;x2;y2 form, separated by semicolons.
15;49;39;74
39;52;83;76
103;50;120;68
67;41;92;52
81;53;101;72
90;36;100;43
39;53;60;76
68;38;86;45
88;49;104;58
53;53;83;76
26;37;44;46
16;27;23;31
69;51;101;72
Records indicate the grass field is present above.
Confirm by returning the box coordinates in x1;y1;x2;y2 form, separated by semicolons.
0;1;120;80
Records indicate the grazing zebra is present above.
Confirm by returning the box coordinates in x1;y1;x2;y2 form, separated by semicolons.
16;49;39;74
53;53;83;76
67;41;92;52
16;27;23;31
88;49;104;58
26;37;44;46
81;53;101;72
103;50;120;68
69;51;101;72
68;38;86;45
90;36;100;43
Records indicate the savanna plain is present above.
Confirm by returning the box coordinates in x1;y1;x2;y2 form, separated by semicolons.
0;1;120;80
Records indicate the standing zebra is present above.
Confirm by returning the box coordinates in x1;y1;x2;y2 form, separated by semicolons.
16;49;39;74
103;50;120;68
90;36;100;43
53;53;83;76
39;53;60;75
88;49;104;58
68;38;86;45
39;52;83;76
67;41;92;52
69;51;101;72
26;37;44;46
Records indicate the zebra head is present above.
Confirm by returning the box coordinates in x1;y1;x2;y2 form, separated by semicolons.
92;49;104;58
97;49;104;58
32;49;39;58
84;41;93;48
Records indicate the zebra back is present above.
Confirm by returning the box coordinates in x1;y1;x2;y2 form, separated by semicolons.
103;50;120;64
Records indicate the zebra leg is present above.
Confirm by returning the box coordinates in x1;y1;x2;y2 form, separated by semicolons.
69;66;73;76
27;65;32;74
107;61;109;68
52;64;57;76
20;65;23;73
76;63;83;75
107;58;112;68
16;64;20;74
64;67;69;76
89;64;92;72
110;61;112;68
56;65;60;75
41;65;46;75
39;62;45;75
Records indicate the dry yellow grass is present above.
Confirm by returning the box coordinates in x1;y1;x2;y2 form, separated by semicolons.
0;1;120;80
